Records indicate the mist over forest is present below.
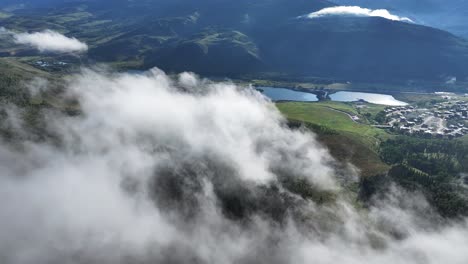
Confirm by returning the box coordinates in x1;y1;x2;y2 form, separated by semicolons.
1;1;468;263
0;68;466;264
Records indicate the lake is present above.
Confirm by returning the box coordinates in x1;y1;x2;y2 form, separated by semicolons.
329;91;407;106
259;87;407;106
259;87;318;102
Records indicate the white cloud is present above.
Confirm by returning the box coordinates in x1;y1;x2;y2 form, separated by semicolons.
307;6;413;22
0;68;467;263
446;76;457;84
13;29;88;53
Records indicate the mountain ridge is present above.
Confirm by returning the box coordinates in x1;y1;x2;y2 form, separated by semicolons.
1;0;468;85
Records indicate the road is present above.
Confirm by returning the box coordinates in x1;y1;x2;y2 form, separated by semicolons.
422;116;445;132
324;107;360;123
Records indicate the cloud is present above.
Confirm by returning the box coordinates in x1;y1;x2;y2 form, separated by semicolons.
12;29;88;53
0;68;467;263
446;76;457;84
307;6;413;22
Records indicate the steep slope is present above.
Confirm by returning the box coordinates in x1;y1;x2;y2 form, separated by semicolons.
0;58;50;105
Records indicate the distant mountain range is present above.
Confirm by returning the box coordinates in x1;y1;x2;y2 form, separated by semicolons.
1;0;468;85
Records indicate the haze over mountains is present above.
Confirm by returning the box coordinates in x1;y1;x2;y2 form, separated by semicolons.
1;0;468;83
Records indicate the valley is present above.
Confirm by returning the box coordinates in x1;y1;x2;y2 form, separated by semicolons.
1;0;467;219
275;94;468;217
1;1;468;263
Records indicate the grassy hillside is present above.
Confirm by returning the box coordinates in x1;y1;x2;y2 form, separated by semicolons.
276;102;390;177
146;30;263;75
0;58;48;78
277;100;468;218
0;58;51;104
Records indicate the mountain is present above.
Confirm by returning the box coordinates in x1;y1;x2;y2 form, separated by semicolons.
143;30;264;76
2;0;468;84
259;16;468;82
332;0;441;12
0;58;50;90
333;0;468;37
0;58;51;105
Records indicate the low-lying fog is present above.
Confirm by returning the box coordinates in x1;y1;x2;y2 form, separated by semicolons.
0;68;467;264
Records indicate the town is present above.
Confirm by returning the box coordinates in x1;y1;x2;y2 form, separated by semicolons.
381;97;468;139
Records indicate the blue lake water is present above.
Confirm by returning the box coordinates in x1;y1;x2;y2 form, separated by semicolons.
259;87;407;106
329;91;407;106
259;87;318;102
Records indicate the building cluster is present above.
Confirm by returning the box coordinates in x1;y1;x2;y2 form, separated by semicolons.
381;100;468;139
34;60;68;68
433;101;468;120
